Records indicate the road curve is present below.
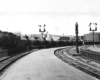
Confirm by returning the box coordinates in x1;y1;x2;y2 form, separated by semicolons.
0;48;97;80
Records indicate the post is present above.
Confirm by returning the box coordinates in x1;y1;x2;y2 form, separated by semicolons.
76;34;79;53
89;23;97;47
38;24;46;40
42;32;43;39
93;31;94;47
75;22;79;53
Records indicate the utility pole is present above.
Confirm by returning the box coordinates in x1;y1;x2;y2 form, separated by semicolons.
75;22;79;53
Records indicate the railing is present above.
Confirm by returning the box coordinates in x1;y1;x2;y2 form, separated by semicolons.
80;48;100;63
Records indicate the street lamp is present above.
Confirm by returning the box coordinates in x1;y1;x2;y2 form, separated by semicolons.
38;24;46;40
89;23;97;47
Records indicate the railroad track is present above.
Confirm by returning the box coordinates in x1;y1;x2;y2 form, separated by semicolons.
0;49;38;76
54;47;100;79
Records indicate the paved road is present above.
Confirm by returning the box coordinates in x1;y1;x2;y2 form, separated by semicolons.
0;48;98;80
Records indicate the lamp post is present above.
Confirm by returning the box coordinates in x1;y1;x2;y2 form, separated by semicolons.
38;24;46;40
89;23;97;47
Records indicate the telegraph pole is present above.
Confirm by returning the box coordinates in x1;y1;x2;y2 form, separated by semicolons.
75;22;79;53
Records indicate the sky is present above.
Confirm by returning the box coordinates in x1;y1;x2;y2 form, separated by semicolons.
0;0;100;35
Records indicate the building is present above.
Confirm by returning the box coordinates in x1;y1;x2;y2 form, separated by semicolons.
70;36;83;42
84;32;100;42
59;36;70;41
45;33;60;41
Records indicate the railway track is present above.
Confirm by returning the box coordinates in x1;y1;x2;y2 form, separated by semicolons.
0;49;38;76
54;47;100;79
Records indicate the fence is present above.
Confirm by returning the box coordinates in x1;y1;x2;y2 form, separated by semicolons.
80;49;100;63
0;46;31;58
0;44;65;58
0;50;8;58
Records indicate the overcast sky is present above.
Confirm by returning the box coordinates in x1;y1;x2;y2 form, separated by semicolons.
0;0;100;35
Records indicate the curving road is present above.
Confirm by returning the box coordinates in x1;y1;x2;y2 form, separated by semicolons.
0;48;98;80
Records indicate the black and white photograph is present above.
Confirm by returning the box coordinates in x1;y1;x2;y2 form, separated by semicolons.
0;0;100;80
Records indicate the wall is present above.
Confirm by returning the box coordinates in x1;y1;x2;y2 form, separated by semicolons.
84;32;100;42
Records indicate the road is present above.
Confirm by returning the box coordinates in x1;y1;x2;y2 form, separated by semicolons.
0;47;98;80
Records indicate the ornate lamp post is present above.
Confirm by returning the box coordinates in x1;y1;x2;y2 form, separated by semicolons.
89;23;97;47
75;22;79;53
38;24;46;40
